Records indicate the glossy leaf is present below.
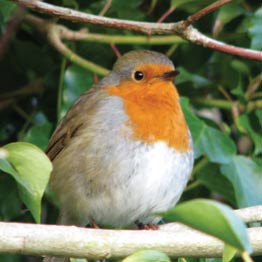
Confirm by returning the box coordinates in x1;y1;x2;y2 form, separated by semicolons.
217;2;243;25
196;163;236;205
0;0;16;23
220;156;262;208
177;67;212;88
236;114;262;155
122;250;171;262
248;7;262;50
69;259;86;262
2;142;52;222
161;199;252;253
181;98;236;163
0;174;21;220
61;64;94;118
222;244;237;262
23;122;52;150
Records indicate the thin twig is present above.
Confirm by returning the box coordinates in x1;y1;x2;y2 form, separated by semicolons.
157;6;176;23
12;0;262;61
99;0;112;16
184;0;233;26
110;43;121;57
245;74;262;99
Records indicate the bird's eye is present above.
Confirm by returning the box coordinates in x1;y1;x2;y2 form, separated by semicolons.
133;71;144;81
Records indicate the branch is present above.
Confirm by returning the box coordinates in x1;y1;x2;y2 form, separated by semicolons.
12;0;262;61
25;14;185;45
0;206;262;259
192;98;262;111
23;14;185;75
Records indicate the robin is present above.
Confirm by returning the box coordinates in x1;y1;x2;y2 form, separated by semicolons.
44;50;194;261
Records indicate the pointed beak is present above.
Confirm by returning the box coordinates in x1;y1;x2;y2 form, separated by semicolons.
161;69;180;80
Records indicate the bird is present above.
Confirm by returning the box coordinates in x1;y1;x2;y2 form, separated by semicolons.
44;50;194;262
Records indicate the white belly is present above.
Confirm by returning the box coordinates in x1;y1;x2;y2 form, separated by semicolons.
83;141;193;226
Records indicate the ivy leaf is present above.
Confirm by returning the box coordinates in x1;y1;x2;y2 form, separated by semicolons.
0;142;52;223
223;244;237;262
248;7;262;50
23;122;52;150
0;0;17;24
197;163;236;205
236;114;262;155
161;199;252;253
216;2;243;25
122;250;171;262
220;156;262;208
61;64;94;119
181;98;236;163
177;67;212;88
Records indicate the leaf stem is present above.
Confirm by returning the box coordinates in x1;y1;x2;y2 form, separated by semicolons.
185;157;209;192
192;157;209;177
241;251;254;262
185;181;201;192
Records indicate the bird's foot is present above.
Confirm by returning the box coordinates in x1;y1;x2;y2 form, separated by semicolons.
135;220;159;230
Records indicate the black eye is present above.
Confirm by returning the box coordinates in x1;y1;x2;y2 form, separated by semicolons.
134;71;144;81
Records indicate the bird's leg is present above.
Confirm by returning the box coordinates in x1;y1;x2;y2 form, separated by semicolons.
90;218;100;229
135;220;159;230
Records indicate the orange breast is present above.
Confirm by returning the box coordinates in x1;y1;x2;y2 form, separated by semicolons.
107;78;191;152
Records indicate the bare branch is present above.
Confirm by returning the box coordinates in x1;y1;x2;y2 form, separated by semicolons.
12;0;262;61
0;206;262;259
12;0;174;34
99;0;113;17
0;224;260;259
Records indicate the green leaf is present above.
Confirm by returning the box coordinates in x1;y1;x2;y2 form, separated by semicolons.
199;126;236;164
256;110;262;126
197;163;236;205
0;175;21;221
114;1;145;20
231;76;245;99
1;142;53;222
69;259;86;262
0;254;21;262
171;0;213;12
23;122;52;150
223;244;237;262
181;98;236;163
220;156;262;208
0;0;17;24
217;2;244;26
61;64;93;118
236;114;262;155
230;60;250;76
122;250;171;262
161;199;252;253
248;7;262;50
177;67;212;88
171;0;197;8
